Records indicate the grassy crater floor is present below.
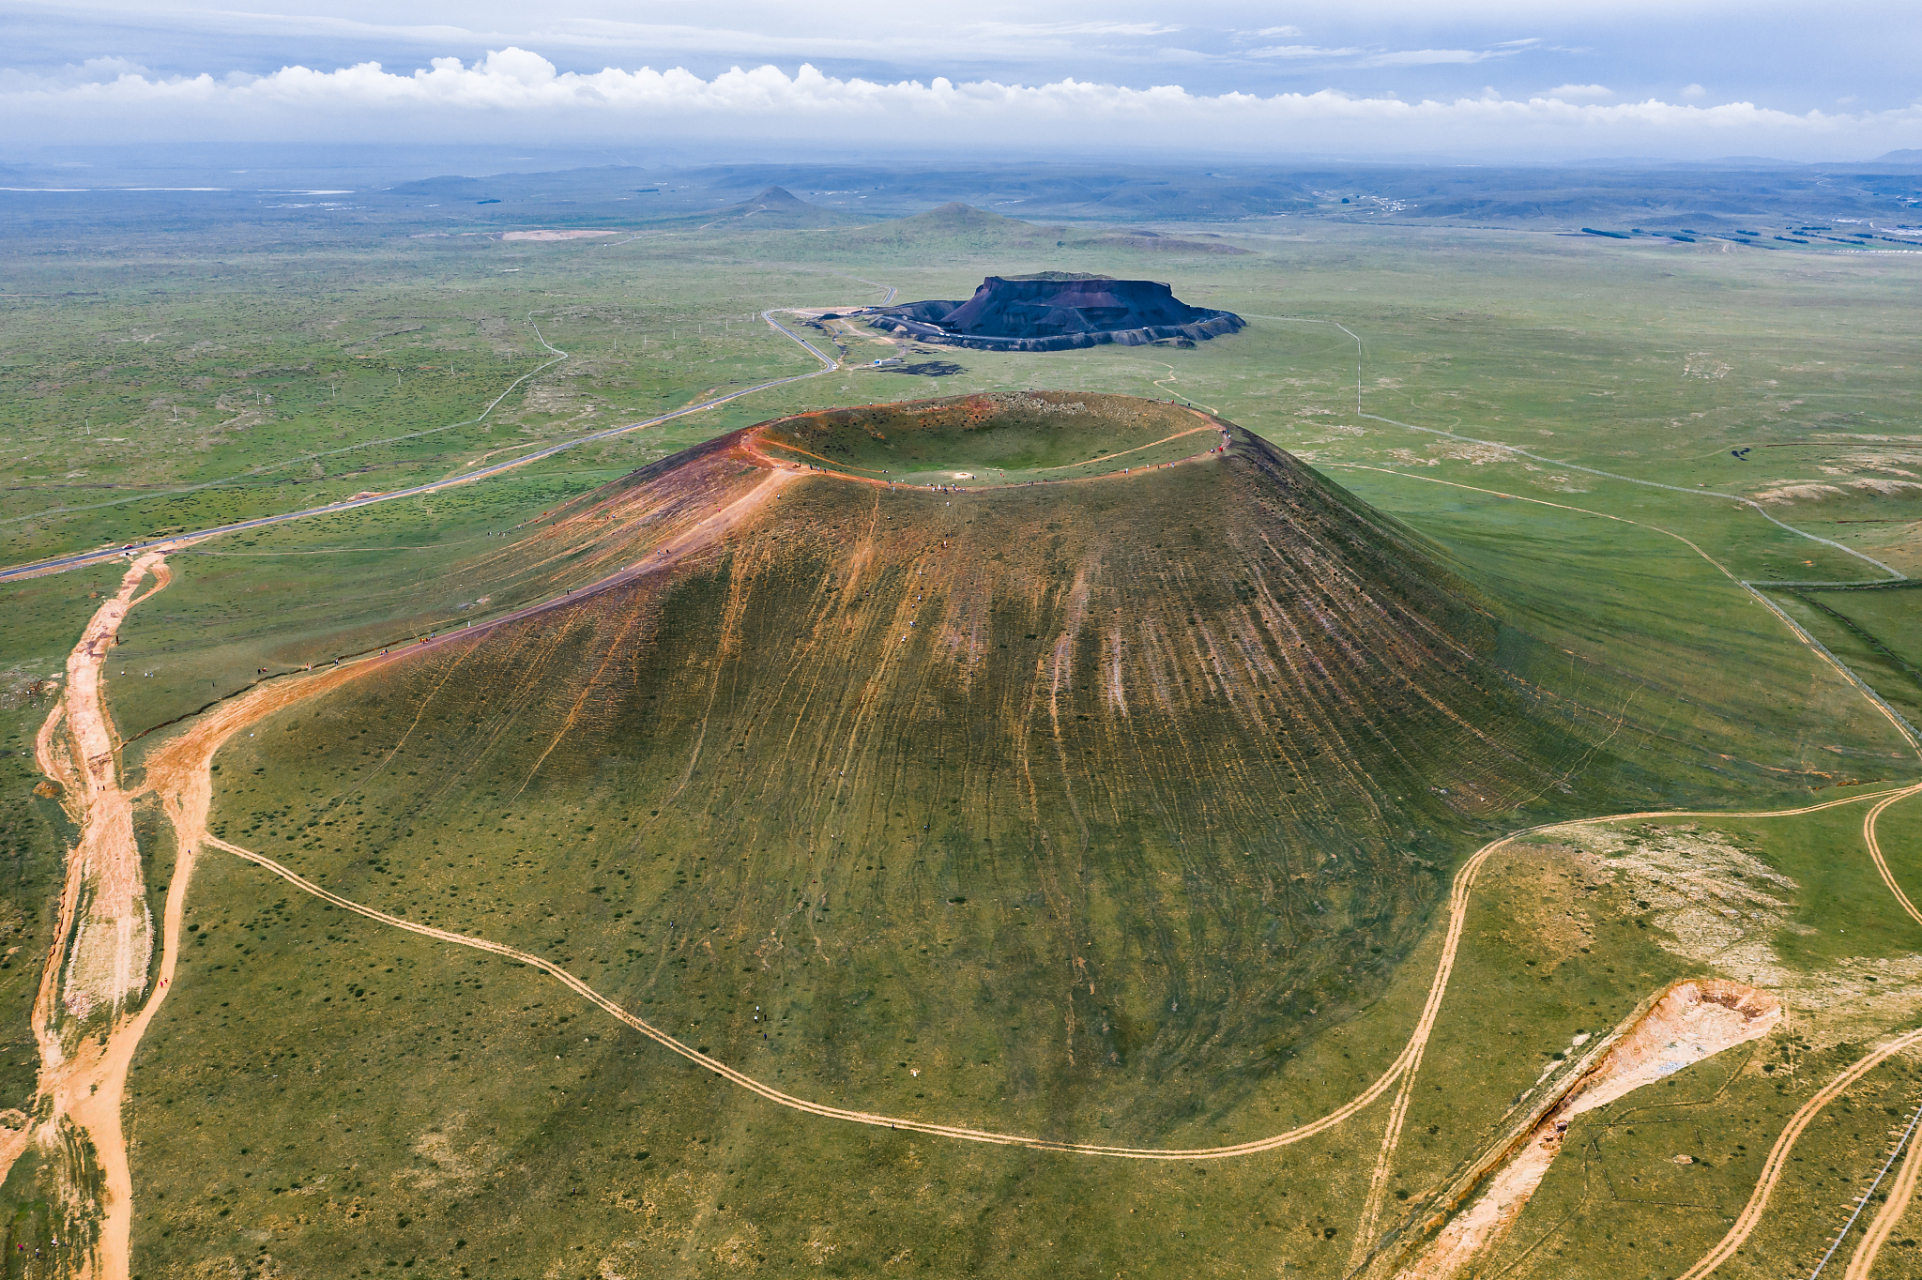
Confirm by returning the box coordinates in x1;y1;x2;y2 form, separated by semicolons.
751;392;1222;487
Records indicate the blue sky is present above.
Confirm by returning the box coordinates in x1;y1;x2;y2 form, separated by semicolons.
4;0;1918;161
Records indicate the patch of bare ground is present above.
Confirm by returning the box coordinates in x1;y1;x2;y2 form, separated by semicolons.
1426;441;1515;466
1393;979;1780;1279
1754;482;1848;504
497;230;620;242
6;551;176;1279
1547;824;1922;1046
1753;479;1922;504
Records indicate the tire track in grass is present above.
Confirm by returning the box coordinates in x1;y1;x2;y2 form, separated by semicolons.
22;402;1922;1274
1309;464;1922;1273
1842;1091;1922;1279
0;303;855;584
173;790;1911;1164
1678;1025;1922;1280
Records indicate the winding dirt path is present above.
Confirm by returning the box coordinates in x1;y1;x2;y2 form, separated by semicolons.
1863;787;1922;928
0;305;848;586
1845;1099;1922;1279
1353;784;1922;1260
15;443;1922;1276
1322;464;1921;762
735;409;1229;488
0;461;805;1279
140;667;1912;1165
1318;463;1922;1276
12;549;177;1280
1678;1023;1922;1280
36;556;1921;1280
1671;783;1922;1280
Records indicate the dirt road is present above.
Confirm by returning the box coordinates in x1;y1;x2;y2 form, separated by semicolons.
12;550;175;1280
1679;1023;1922;1280
735;410;1230;489
157;724;1917;1163
15;452;1922;1275
0;305;847;586
1314;463;1922;1275
1845;1099;1922;1279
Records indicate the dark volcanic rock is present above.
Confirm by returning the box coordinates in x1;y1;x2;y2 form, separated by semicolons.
867;273;1244;351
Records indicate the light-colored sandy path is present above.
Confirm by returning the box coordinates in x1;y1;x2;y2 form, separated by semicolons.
1678;1026;1922;1280
737;412;1229;490
17;580;1904;1277
1026;421;1223;471
3;459;808;1280
1313;465;1922;1277
1248;311;1907;584
20;457;1918;1274
171;770;1911;1164
1349;1041;1426;1271
1322;464;1922;763
0;303;853;586
9;550;177;1280
1665;783;1922;1280
1345;788;1922;1276
1844;1103;1922;1280
200;830;1415;1157
1863;787;1922;928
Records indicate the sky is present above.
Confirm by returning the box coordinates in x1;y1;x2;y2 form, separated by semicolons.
3;0;1919;164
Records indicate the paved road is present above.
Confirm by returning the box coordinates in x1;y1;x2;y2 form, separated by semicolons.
0;307;848;584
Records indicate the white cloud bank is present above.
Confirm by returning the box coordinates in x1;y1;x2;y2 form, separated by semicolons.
5;48;1918;159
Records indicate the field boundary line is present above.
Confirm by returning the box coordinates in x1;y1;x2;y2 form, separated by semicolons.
1245;313;1907;582
1842;1088;1922;1279
0;313;569;534
1323;463;1922;763
1810;1090;1922;1278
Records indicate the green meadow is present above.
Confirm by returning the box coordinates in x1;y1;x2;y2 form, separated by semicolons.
1;196;1919;1278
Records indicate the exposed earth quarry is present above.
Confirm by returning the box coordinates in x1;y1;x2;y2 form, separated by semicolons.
866;274;1246;350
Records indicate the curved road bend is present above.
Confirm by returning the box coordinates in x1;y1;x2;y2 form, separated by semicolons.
0;307;849;585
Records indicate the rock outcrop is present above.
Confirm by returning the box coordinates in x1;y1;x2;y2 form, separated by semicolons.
866;273;1245;351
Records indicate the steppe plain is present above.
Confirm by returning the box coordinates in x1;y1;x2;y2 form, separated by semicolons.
1;172;1920;1280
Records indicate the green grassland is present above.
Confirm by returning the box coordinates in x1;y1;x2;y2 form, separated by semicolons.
1767;584;1922;734
1;196;1920;1278
1458;801;1922;1280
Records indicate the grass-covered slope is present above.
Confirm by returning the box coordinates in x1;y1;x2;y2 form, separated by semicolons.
129;396;1637;1275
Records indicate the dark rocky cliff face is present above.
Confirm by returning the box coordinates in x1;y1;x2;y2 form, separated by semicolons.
868;274;1245;351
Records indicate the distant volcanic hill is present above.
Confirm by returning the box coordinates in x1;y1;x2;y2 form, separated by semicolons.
687;184;861;228
867;273;1245;351
234;392;1621;1150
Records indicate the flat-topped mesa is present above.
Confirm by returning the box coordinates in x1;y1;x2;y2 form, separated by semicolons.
867;273;1245;351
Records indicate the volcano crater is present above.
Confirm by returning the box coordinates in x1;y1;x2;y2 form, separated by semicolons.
866;272;1245;352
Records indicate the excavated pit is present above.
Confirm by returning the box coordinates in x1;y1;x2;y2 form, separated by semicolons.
1391;978;1782;1280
